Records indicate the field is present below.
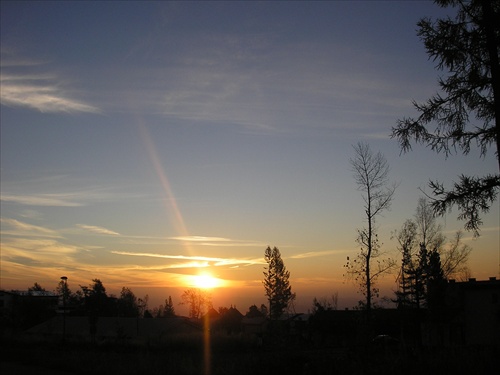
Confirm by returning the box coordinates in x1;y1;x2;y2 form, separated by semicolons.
1;332;498;375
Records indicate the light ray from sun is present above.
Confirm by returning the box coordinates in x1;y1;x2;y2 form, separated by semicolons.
138;121;192;254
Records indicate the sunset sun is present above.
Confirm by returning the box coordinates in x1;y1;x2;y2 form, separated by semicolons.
192;273;222;289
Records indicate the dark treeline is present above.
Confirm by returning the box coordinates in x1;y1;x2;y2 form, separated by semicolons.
1;277;270;332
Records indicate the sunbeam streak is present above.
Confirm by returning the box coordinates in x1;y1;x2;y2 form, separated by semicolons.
138;121;192;254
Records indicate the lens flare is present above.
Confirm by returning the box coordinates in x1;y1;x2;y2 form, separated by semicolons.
138;122;192;254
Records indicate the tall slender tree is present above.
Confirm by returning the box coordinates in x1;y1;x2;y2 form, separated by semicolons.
263;246;294;320
345;143;397;316
393;219;419;309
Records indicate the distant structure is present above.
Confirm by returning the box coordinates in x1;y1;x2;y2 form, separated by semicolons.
423;277;500;346
0;289;59;333
0;289;59;316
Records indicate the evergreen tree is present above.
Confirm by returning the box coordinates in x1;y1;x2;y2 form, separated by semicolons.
392;0;500;236
263;246;294;320
56;279;71;301
117;287;139;317
28;282;46;293
426;249;447;312
80;279;111;316
414;243;430;309
394;220;418;309
164;296;175;317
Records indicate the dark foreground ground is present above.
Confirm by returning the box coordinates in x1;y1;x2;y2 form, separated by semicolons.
1;335;498;375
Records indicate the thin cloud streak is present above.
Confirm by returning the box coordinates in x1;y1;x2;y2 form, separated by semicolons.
290;249;350;259
111;250;264;267
1;193;84;207
168;235;267;247
1;50;99;113
77;224;120;236
116;234;266;248
1;185;137;207
198;242;268;247
0;218;61;238
169;236;232;242
1;79;100;113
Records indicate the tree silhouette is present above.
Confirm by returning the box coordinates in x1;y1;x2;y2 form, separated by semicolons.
117;287;139;317
56;279;72;302
440;231;472;280
391;0;500;236
79;278;111;316
345;143;397;316
263;246;294;320
394;198;472;308
164;296;176;317
28;282;46;293
426;248;447;314
393;219;419;309
413;197;445;308
245;304;265;318
310;293;338;314
181;288;210;319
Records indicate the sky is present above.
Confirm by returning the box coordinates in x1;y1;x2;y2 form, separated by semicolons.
1;1;499;315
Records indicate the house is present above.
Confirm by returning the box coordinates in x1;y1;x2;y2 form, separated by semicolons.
423;277;500;346
242;316;267;337
0;289;59;332
201;307;220;326
448;277;500;346
0;289;59;315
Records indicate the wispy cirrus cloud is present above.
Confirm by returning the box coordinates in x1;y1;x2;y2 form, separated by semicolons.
111;250;264;268
0;48;100;115
2;238;79;255
168;235;266;247
0;238;80;272
1;193;84;207
77;224;120;236
290;249;349;259
1;76;100;113
0;218;61;238
169;236;232;242
1;182;130;207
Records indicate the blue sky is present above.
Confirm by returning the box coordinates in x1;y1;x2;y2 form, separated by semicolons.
1;1;498;313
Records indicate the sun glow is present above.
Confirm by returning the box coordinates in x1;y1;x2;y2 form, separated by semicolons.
191;273;224;289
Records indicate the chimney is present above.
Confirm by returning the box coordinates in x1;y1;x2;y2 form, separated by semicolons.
489;277;497;281
468;278;476;282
